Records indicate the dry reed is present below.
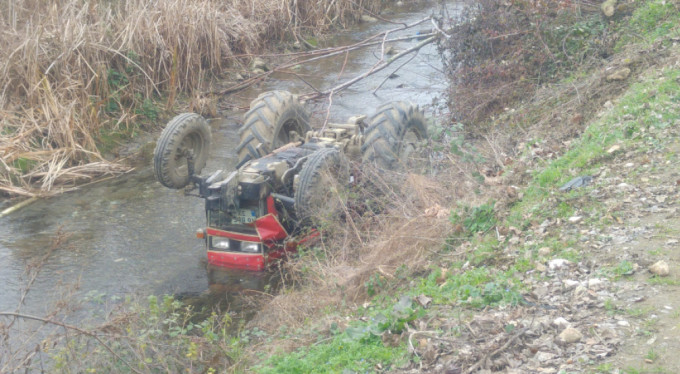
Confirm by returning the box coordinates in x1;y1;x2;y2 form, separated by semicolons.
0;0;381;197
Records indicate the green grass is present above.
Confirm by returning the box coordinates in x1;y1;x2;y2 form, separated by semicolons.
599;260;636;280
508;67;680;227
413;267;523;308
615;0;680;49
255;296;416;373
256;334;407;374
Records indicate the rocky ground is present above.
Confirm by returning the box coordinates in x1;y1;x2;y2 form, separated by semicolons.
394;51;680;373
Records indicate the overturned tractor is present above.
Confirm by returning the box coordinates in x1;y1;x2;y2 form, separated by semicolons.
153;90;429;270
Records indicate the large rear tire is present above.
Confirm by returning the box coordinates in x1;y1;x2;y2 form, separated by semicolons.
294;148;350;223
236;91;311;168
361;102;428;169
153;113;211;189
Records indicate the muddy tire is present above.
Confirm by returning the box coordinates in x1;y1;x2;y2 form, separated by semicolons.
153;113;211;189
294;147;350;223
361;102;428;169
236;91;311;168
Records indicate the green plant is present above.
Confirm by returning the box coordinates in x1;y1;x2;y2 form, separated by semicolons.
414;267;522;308
451;202;497;236
627;0;680;40
365;273;385;297
255;296;415;373
645;349;659;362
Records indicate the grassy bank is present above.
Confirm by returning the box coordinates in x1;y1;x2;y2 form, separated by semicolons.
0;0;382;197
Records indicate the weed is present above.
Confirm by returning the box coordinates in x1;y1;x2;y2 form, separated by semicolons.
450;202;497;236
645;349;659;362
600;260;635;280
365;273;385;297
415;267;522;308
604;299;620;316
255;295;415;373
647;277;680;286
594;362;614;373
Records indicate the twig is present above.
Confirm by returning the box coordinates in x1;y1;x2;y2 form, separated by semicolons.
302;35;438;101
0;312;143;374
212;17;434;96
321;90;334;131
431;18;450;39
372;51;418;95
0;196;39;218
280;71;322;93
465;326;529;373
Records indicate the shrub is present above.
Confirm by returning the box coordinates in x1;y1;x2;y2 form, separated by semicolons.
439;0;610;127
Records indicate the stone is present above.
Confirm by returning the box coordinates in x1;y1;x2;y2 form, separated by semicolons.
559;327;583;343
573;285;588;298
535;351;555;362
416;294;432;308
563;279;580;289
649;260;670;276
538;247;551;257
535;263;547;272
606;67;631;81
251;57;268;72
588;278;603;290
549;259;570;270
607;144;621;154
553;317;570;329
601;0;617;17
568;216;583;223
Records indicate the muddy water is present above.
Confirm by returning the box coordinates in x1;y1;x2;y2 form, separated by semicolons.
0;1;457;317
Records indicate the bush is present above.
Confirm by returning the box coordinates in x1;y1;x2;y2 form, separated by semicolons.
439;0;610;127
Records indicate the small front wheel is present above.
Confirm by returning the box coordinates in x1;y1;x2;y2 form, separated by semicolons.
153;113;211;189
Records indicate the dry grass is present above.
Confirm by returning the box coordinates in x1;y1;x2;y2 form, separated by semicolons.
248;167;462;335
0;0;381;197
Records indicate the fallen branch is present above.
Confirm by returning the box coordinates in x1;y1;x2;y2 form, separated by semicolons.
212;17;435;97
301;35;438;101
465;326;529;373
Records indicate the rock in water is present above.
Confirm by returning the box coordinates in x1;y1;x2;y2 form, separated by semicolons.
601;0;617;17
649;260;670;276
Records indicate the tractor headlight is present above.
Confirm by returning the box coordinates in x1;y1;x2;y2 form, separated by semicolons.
241;242;261;253
211;237;230;250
